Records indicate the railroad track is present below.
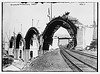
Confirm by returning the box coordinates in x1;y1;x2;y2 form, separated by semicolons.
63;46;97;59
60;46;97;72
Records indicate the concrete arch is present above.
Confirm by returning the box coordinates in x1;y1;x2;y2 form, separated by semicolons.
9;36;15;56
42;16;77;50
14;32;25;59
16;32;25;49
25;27;39;49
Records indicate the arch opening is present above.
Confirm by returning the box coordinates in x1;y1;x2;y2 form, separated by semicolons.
54;27;71;46
9;36;15;48
42;17;77;51
16;33;24;49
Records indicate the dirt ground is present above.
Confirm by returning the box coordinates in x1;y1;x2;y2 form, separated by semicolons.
23;48;72;72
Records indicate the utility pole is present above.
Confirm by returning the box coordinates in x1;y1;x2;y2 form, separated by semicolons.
93;2;97;40
47;8;50;21
13;27;16;49
47;3;53;21
51;3;52;20
93;2;95;24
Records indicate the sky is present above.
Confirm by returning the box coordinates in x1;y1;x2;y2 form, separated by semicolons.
3;2;97;42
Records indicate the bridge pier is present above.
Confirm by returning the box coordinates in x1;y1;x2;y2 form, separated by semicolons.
76;27;86;50
17;48;23;60
14;49;19;59
23;49;29;62
8;48;14;56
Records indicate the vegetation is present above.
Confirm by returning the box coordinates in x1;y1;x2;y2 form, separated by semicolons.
2;57;14;68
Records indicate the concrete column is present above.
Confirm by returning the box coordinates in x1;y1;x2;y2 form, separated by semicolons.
8;48;13;56
19;46;24;60
29;47;32;59
38;49;43;56
33;49;38;58
52;37;59;49
23;49;25;61
22;49;24;60
14;49;16;58
30;46;39;59
39;36;44;56
18;48;23;59
17;49;20;59
76;27;84;50
15;49;19;59
18;49;22;59
23;49;30;62
13;49;18;59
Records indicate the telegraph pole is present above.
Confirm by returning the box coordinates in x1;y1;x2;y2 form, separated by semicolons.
51;3;52;20
93;2;96;40
93;2;95;24
47;3;53;21
13;27;16;49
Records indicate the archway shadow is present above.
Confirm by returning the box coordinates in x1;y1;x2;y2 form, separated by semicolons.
42;16;77;51
25;27;39;49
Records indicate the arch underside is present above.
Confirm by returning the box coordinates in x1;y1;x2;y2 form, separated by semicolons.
42;17;77;50
25;27;39;49
9;36;15;48
16;34;24;49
